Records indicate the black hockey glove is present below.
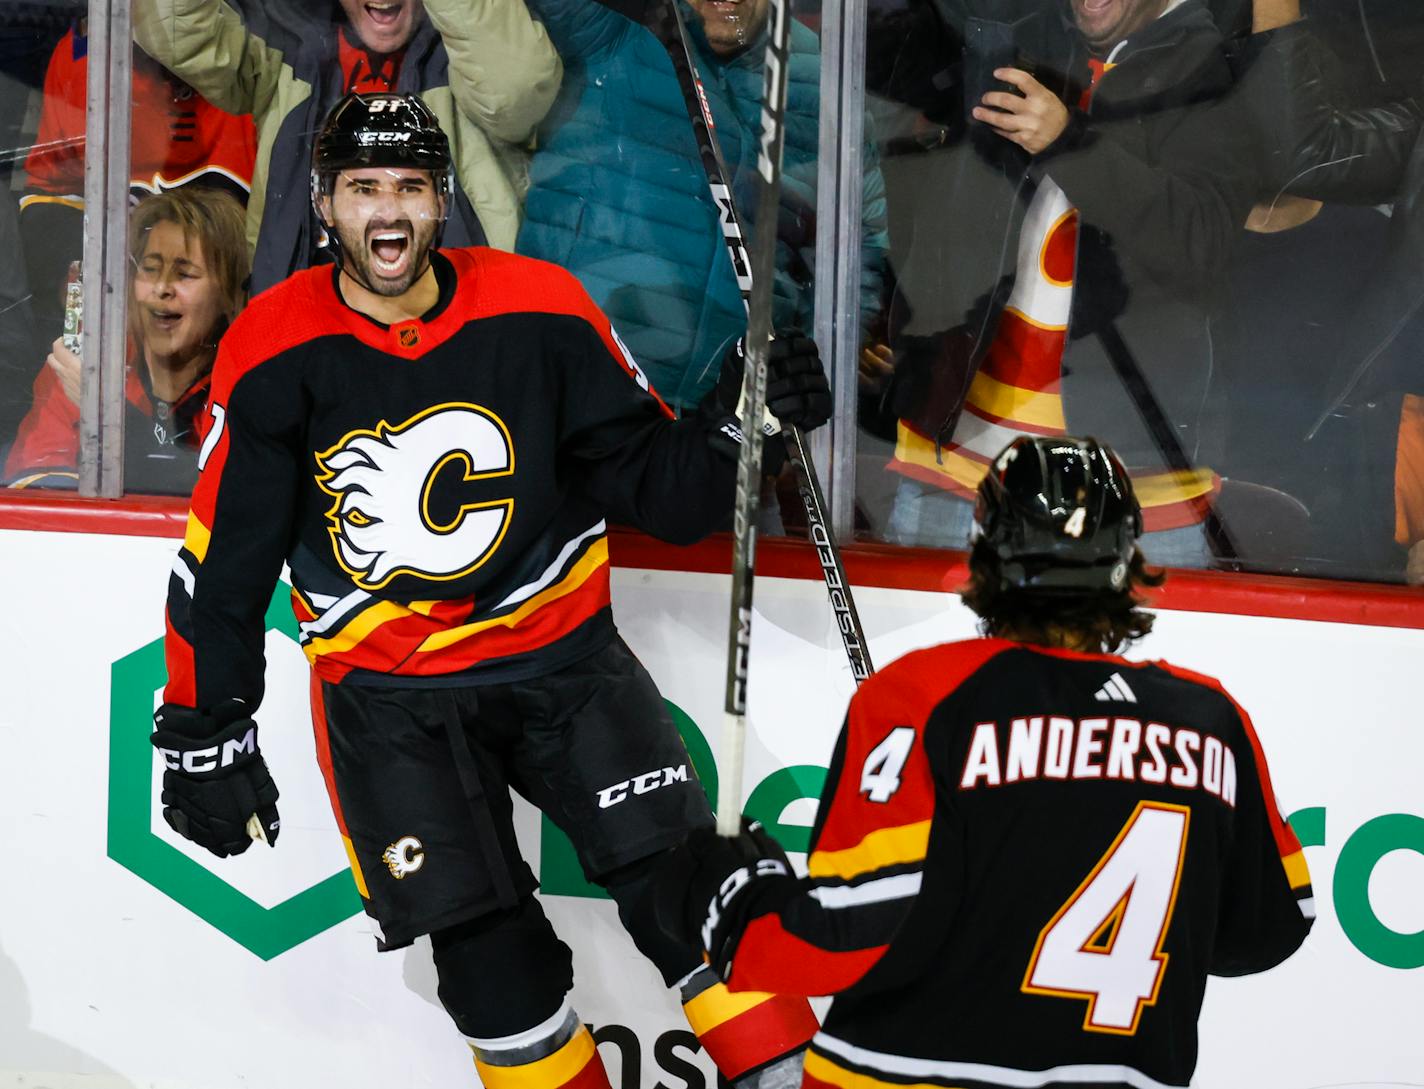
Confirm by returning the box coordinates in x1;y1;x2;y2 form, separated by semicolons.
657;819;795;978
699;332;833;471
709;332;833;432
151;700;281;858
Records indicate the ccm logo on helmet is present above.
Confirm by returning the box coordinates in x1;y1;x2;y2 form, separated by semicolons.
358;131;412;144
155;726;257;775
596;765;689;809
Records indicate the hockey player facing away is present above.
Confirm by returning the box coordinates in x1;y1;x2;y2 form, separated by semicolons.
662;436;1315;1089
150;92;827;1088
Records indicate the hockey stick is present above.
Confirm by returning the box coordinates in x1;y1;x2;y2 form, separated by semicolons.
1096;323;1237;560
696;0;783;836
591;0;873;832
597;0;873;694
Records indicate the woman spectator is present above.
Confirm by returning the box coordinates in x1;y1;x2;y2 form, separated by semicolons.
5;188;248;495
21;21;256;350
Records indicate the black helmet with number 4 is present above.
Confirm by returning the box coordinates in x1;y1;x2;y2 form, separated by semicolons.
973;435;1143;596
310;92;453;229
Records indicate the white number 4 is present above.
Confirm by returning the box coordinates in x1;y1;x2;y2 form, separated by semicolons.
860;727;916;803
1023;801;1190;1034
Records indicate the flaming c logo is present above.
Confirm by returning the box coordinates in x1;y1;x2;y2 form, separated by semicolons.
315;403;515;590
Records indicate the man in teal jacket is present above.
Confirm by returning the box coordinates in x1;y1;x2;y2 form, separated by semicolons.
518;0;889;412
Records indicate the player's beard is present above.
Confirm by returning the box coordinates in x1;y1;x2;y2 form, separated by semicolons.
335;214;438;298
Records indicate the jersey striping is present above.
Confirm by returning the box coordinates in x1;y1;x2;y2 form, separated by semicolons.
717;639;1313;1089
164;247;733;710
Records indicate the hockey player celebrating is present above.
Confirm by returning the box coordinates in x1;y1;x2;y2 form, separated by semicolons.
150;92;827;1088
661;436;1314;1089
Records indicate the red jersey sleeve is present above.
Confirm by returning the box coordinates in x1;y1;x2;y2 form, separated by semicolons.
163;283;311;711
4;366;79;483
1208;681;1315;974
720;640;1013;996
23;31;86;202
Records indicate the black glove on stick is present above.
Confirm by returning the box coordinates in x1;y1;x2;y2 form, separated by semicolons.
700;330;834;469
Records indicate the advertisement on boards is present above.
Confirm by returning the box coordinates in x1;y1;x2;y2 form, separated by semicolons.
0;529;1420;1089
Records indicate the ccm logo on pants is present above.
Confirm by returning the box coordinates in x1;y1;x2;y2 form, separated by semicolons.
597;765;689;809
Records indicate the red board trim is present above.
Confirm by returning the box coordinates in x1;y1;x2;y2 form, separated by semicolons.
1;493;1421;629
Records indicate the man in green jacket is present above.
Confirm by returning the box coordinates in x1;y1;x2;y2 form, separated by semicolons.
134;0;561;292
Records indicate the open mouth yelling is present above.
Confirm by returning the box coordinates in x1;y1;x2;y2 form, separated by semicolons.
148;308;184;333
364;1;403;27
369;230;411;278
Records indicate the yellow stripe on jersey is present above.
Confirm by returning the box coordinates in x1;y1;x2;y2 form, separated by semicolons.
302;599;414;661
683;983;779;1036
302;539;607;664
808;820;931;881
997;304;1067;334
893;428;985;493
1130;468;1217;509
1281;849;1311;891
6;470;79;489
896;425;1218;512
183;512;212;564
474;1024;597;1089
804;1048;958;1089
964;371;1066;430
416;536;608;653
17;193;85;211
341;835;370;899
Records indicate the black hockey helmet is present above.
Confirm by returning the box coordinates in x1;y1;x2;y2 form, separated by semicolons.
311;92;452;219
973;435;1143;595
310;92;454;270
313;92;451;182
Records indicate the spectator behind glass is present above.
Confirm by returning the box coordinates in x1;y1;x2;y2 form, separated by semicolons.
132;0;562;293
20;20;256;357
516;0;889;414
0;3;81;188
1203;0;1424;583
880;0;1259;569
5;188;249;495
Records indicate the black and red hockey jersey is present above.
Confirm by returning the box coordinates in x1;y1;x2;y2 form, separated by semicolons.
23;31;255;205
163;247;735;710
716;639;1314;1089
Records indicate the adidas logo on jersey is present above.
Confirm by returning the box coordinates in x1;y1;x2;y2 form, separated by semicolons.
1094;672;1137;703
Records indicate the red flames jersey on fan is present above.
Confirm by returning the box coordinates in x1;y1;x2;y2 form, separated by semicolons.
163;247;733;710
23;30;255;204
720;639;1313;1089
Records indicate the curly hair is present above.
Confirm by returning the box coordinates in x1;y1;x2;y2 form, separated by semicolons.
960;538;1166;653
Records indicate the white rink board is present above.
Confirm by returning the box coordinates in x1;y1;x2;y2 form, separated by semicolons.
0;527;1420;1089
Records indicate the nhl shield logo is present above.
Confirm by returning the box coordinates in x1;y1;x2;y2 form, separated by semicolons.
396;326;421;349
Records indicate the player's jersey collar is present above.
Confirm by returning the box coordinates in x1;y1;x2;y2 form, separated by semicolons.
326;250;462;357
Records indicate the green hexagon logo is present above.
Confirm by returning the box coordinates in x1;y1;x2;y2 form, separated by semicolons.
107;584;362;960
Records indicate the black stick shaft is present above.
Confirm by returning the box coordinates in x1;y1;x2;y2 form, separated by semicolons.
645;0;874;693
1097;324;1237;559
594;0;874;833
